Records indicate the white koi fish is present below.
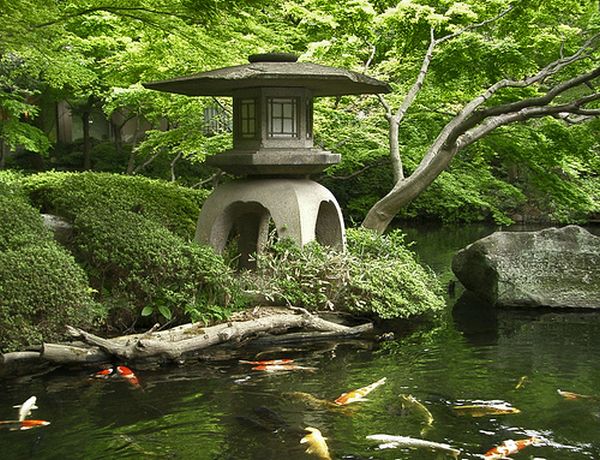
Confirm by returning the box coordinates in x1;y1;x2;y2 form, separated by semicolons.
13;396;38;422
334;377;386;405
301;427;332;460
366;434;461;458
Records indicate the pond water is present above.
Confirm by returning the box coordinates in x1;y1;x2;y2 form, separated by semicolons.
1;224;600;459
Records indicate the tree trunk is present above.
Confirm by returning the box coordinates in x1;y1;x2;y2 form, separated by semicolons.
362;146;457;233
388;117;403;182
82;110;92;170
0;137;6;169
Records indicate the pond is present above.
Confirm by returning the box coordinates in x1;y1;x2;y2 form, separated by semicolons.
1;224;599;459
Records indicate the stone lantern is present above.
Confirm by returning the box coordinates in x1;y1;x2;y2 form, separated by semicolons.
144;53;390;266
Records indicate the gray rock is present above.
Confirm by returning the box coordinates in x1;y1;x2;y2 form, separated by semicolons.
452;225;600;308
41;213;73;245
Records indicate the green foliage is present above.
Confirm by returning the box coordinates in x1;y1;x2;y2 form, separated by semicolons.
241;228;444;319
0;174;101;352
73;207;238;327
21;171;209;239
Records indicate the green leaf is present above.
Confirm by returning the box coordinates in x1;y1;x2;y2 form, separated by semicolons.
157;304;172;320
141;305;154;317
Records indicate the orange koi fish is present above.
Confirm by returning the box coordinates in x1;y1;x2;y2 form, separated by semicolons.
240;359;294;365
334;377;386;405
557;389;597;400
0;419;51;431
116;365;140;387
484;437;538;459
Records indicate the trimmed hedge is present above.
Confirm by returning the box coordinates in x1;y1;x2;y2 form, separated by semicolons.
73;207;239;326
0;173;102;352
21;171;210;239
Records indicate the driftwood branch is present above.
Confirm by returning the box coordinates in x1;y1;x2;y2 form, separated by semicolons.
58;311;373;363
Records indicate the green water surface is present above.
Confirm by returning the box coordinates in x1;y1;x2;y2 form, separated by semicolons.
1;224;599;459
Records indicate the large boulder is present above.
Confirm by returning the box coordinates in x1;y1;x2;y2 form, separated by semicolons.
452;225;600;308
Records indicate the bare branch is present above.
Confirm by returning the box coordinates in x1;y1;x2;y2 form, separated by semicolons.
391;27;436;124
457;92;600;149
327;158;387;181
377;94;393;120
436;5;515;45
364;41;377;72
170;151;182;182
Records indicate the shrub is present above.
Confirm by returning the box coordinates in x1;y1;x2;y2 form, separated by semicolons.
73;207;240;327
0;179;51;251
0;176;102;352
21;171;210;239
240;228;445;320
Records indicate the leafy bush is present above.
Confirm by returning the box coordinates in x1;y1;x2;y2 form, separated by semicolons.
240;228;444;319
0;175;102;352
21;171;210;239
73;207;240;327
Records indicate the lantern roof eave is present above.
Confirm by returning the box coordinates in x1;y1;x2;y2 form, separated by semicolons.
143;61;391;97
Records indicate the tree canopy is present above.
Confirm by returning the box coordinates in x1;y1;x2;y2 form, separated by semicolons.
1;0;598;227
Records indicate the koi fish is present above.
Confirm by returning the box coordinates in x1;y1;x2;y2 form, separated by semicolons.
285;392;342;410
452;401;520;417
240;359;294;365
92;367;115;379
399;394;434;427
557;389;597;400
17;419;51;431
366;434;461;458
300;427;332;460
0;419;51;431
251;364;316;372
13;396;38;422
515;376;528;390
484;437;538;459
116;365;140;387
334;377;386;405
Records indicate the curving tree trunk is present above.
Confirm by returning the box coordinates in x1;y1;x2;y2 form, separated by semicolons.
362;25;600;234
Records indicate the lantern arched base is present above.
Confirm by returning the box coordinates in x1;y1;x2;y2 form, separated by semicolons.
195;178;345;268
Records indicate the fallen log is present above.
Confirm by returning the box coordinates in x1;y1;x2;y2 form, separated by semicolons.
42;343;110;364
63;310;373;362
0;351;56;379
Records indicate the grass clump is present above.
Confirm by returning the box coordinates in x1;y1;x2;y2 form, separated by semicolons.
240;228;444;319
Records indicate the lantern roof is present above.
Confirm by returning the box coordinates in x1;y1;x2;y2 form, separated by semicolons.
143;53;390;97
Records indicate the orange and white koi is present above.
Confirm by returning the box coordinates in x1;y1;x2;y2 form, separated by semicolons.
17;419;51;430
92;367;115;379
251;364;316;372
557;389;597;400
0;419;51;431
240;359;294;365
334;377;386;405
116;365;140;387
484;437;538;459
13;396;38;422
300;427;332;460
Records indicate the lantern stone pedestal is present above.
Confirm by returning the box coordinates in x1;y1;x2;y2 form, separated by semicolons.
195;178;345;266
